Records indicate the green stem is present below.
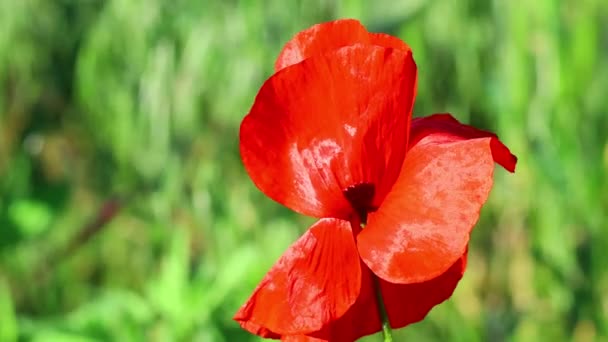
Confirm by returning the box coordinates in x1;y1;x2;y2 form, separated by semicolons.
372;275;393;342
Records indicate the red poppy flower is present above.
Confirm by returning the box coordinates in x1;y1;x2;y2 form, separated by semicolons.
235;19;516;341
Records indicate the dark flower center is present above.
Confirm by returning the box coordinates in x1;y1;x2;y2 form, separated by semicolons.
343;182;377;224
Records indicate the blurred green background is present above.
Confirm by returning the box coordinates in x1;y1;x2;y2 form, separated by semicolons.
0;0;607;341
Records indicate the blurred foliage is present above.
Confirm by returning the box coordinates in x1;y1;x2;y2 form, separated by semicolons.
0;0;606;341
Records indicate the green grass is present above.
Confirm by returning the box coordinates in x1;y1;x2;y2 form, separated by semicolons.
0;0;606;341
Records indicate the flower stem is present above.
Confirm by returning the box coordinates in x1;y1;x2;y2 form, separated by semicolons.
372;275;393;342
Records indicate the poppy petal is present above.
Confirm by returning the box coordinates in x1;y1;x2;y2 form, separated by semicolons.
410;113;517;172
369;32;411;51
381;249;467;329
301;262;381;342
275;19;411;71
236;323;280;340
241;45;417;219
357;137;494;283
234;218;361;336
284;251;467;341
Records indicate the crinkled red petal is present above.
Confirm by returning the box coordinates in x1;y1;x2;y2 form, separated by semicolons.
241;45;416;219
381;249;467;328
358;137;494;283
301;261;381;342
369;32;411;51
234;219;361;336
410;113;517;172
278;251;467;341
275;19;411;71
237;323;281;340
